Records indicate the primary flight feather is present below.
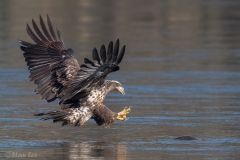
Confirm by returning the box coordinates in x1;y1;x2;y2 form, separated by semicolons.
19;15;130;127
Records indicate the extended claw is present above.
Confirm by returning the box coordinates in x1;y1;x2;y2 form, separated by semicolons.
116;106;131;121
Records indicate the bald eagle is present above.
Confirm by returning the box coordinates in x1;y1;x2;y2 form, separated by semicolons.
19;15;130;127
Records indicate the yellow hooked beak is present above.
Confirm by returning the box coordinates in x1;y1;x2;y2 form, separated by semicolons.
116;86;125;95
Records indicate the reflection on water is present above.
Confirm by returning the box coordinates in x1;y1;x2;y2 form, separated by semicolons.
0;141;127;160
1;0;240;159
56;141;127;160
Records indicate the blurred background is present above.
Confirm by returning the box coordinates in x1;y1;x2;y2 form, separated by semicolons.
0;0;240;159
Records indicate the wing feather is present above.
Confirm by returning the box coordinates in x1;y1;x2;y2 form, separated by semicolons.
59;39;126;107
20;15;80;102
107;41;113;62
47;15;57;41
111;39;119;63
26;23;45;46
56;27;64;46
92;48;100;64
20;15;127;110
39;15;53;41
100;45;106;63
32;19;48;43
116;45;125;65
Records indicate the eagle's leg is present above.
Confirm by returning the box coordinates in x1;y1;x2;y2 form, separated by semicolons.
116;107;131;121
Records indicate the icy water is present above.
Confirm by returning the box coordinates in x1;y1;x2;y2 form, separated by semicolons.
1;0;240;159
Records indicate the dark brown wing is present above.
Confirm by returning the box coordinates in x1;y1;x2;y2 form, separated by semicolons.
20;15;80;102
20;15;126;109
59;39;126;109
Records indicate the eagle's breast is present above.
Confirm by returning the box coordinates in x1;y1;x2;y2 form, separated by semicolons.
86;86;106;106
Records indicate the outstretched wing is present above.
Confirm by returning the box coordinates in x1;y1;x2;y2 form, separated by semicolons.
20;15;80;102
20;15;126;109
59;39;126;109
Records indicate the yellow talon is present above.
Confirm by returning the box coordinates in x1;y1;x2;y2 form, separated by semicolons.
116;107;131;121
